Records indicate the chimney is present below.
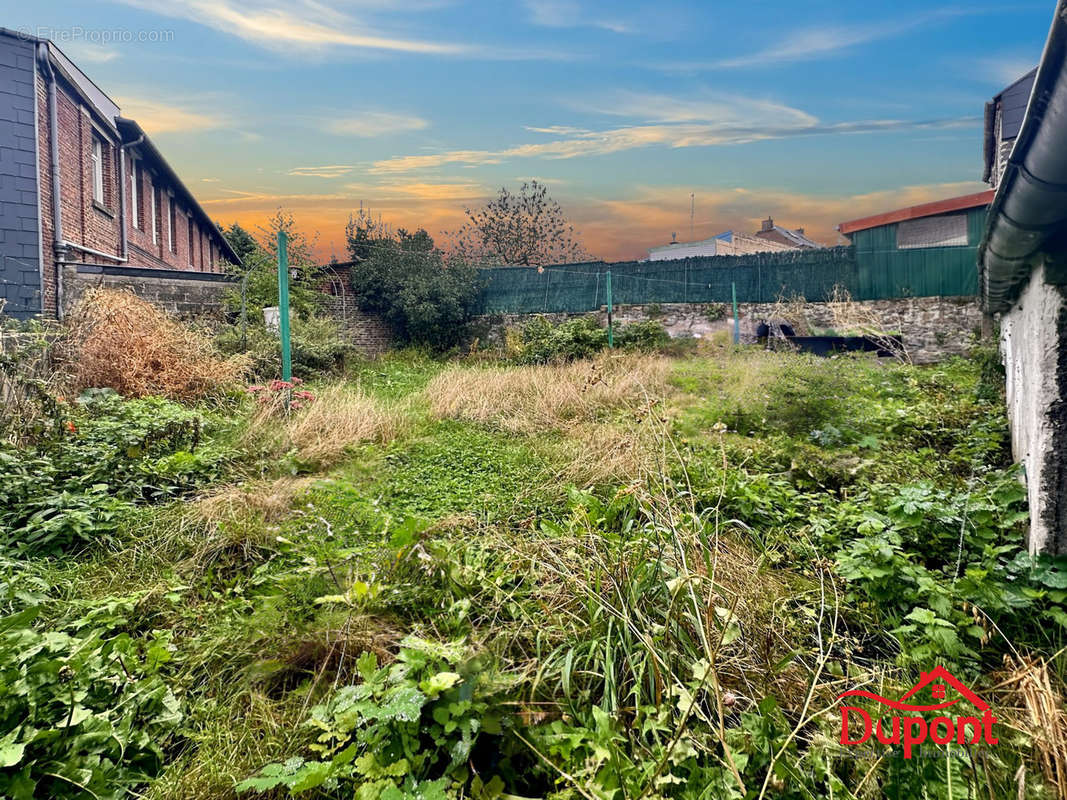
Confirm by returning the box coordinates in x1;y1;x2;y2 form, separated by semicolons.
761;217;774;232
796;227;804;235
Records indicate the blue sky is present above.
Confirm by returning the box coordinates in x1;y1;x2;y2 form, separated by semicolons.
3;0;1054;259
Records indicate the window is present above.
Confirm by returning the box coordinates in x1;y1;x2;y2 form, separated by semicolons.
167;192;175;253
896;213;968;249
187;215;195;266
90;138;104;204
150;182;158;245
130;156;139;229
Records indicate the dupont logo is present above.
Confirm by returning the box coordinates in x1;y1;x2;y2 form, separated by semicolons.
837;666;998;759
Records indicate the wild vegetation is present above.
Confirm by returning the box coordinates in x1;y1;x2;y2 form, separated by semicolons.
1;302;1066;800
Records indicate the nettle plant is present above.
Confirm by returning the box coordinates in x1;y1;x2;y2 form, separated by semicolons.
237;638;507;799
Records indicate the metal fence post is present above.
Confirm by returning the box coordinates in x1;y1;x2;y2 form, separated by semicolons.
606;269;614;348
732;281;740;345
277;230;292;381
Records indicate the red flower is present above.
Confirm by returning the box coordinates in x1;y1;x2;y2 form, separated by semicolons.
65;421;77;433
291;377;304;385
246;385;265;393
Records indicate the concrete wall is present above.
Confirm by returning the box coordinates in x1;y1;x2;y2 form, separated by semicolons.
1000;262;1067;553
475;295;983;364
0;35;42;317
61;263;235;321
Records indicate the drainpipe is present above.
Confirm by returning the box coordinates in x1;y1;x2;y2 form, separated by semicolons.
118;132;143;261
37;43;67;317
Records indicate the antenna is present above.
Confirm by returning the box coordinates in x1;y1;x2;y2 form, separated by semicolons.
690;192;695;240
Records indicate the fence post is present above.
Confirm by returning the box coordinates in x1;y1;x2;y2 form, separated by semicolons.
732;281;739;345
606;269;614;348
277;230;292;382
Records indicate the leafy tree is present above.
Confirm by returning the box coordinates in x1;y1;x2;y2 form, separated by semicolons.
220;222;259;264
450;180;592;266
221;211;322;317
347;210;481;348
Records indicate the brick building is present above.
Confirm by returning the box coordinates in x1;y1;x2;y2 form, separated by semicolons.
0;28;238;319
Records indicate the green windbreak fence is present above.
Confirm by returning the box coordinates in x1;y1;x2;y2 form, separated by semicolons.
475;215;983;314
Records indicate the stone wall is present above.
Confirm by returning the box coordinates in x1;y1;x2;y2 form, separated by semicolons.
474;295;983;364
61;263;234;321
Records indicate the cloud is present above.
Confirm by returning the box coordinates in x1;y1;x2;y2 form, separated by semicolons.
977;55;1037;86
659;9;967;70
113;95;227;134
61;43;121;63
201;177;221;182
326;112;429;137
288;165;356;178
523;0;632;33
370;108;979;174
115;0;470;54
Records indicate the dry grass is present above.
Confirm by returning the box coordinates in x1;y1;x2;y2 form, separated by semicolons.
244;383;403;467
194;476;318;527
425;352;670;434
998;655;1067;800
59;288;248;401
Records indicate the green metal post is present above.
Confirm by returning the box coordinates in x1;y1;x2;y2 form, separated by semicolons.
606;269;614;348
731;282;739;345
277;230;292;382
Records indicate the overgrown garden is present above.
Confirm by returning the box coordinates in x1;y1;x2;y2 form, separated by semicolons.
1;289;1065;800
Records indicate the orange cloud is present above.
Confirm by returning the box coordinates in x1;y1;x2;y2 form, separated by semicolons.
202;180;988;264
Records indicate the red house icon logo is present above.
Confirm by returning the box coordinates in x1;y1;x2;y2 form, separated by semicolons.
836;666;998;758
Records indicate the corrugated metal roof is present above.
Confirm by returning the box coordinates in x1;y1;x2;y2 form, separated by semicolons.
838;190;995;235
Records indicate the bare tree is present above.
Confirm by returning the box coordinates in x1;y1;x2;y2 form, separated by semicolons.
450;181;593;266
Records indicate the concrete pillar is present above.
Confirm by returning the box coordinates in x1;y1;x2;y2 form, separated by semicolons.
1000;261;1067;553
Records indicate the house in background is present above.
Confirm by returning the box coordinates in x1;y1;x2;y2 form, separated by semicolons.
647;228;796;261
983;67;1037;189
837;190;993;298
0;28;238;319
754;217;821;249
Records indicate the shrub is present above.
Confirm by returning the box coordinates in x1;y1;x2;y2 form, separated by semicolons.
347;226;482;349
60;289;247;402
517;316;607;364
216;314;352;379
0;605;183;800
615;319;670;350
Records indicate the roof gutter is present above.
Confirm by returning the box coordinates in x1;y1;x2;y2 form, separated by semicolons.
979;0;1067;313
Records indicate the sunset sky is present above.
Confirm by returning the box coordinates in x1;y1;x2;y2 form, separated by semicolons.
5;0;1054;261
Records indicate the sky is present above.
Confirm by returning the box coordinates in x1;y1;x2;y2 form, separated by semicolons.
3;0;1056;261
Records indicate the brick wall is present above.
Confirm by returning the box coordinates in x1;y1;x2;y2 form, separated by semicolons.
475;296;984;364
0;36;42;317
316;265;393;356
34;63;229;317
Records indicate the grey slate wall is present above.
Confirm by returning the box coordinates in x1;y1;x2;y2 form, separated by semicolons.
0;34;41;318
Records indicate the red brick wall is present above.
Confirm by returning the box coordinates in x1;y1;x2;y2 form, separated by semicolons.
36;70;230;316
317;265;393;356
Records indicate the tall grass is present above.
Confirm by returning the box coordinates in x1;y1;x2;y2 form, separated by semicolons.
243;383;404;467
425;352;669;434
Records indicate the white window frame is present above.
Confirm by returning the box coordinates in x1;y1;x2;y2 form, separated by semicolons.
130;155;139;229
90;138;104;204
